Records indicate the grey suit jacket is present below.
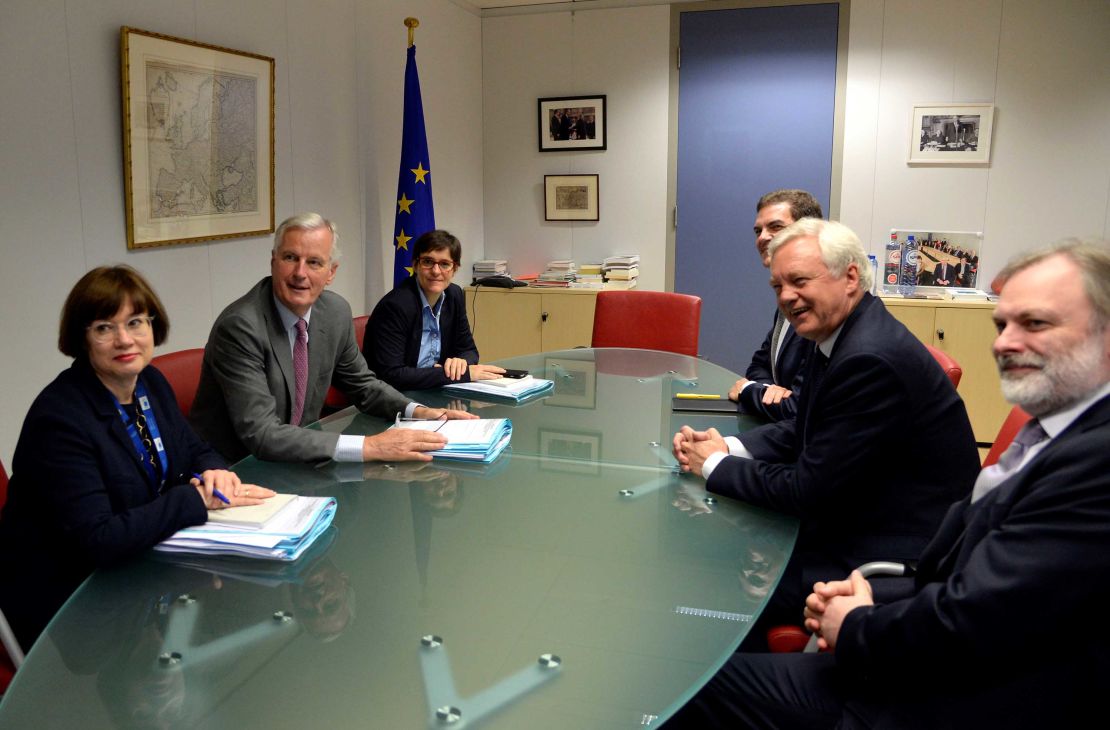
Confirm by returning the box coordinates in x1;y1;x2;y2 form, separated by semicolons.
190;277;411;463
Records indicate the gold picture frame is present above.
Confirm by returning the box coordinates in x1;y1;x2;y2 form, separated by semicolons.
121;27;275;249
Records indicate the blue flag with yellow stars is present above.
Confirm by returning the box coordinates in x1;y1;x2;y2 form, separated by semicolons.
392;44;435;287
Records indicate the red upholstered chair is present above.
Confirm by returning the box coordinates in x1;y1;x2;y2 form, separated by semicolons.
1;459;24;693
982;405;1033;467
150;348;205;419
924;344;962;389
590;291;702;357
324;315;370;411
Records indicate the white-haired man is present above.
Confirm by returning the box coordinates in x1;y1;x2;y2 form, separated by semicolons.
668;240;1110;728
191;213;473;464
673;219;980;649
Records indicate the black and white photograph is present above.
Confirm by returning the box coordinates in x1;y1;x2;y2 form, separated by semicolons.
538;95;606;151
908;103;994;164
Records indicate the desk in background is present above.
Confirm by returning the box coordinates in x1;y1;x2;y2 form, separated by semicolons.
0;350;795;729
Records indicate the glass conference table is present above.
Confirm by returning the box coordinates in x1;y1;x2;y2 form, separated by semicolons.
0;349;796;729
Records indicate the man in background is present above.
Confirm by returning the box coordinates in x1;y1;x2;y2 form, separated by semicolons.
728;190;822;421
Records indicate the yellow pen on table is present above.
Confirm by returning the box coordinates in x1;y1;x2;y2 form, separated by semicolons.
675;393;724;400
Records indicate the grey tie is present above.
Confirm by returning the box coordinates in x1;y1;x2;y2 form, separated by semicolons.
971;420;1047;502
769;313;787;383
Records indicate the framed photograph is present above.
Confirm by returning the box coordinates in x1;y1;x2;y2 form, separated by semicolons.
544;174;599;222
908;103;995;165
543;358;597;408
889;229;983;290
539;429;602;475
121;27;275;249
538;95;606;151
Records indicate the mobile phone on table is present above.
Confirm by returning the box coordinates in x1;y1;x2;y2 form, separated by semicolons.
501;369;529;379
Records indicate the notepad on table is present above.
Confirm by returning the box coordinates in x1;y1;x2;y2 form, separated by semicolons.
205;492;298;529
442;375;554;403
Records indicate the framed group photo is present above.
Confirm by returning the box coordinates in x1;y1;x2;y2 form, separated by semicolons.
121;26;275;249
908;103;995;165
538;95;606;152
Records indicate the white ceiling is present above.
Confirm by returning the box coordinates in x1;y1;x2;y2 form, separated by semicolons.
461;0;704;15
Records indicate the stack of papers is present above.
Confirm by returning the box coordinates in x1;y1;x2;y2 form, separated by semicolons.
155;495;337;561
392;418;513;463
442;375;555;403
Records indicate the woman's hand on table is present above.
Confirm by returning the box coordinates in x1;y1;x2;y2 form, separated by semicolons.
191;469;276;510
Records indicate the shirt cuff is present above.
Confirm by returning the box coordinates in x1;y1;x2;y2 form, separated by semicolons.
724;436;754;459
738;380;759;394
404;402;420;418
701;451;728;480
334;434;365;462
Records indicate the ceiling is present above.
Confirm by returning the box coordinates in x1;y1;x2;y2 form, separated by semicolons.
462;0;704;15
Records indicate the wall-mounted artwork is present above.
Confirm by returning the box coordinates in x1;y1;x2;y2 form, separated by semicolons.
544;174;599;221
538;95;606;152
908;103;994;165
121;27;275;248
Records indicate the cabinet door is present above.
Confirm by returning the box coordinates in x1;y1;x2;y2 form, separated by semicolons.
887;305;936;344
540;293;597;351
465;289;542;360
934;308;1010;443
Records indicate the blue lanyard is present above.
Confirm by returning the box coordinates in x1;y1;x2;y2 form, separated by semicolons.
113;380;169;492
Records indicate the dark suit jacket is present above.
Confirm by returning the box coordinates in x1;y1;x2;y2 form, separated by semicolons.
708;294;980;605
0;361;221;650
363;277;479;391
190;278;411;463
931;261;955;286
835;394;1110;727
737;309;810;421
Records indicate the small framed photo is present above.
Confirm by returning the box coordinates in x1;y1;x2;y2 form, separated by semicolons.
121;27;275;249
538;95;606;152
908;103;995;165
544;174;599;222
889;229;983;290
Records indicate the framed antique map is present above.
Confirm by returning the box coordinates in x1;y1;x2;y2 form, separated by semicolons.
121;27;275;249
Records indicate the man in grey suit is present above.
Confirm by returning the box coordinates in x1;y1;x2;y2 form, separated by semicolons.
191;213;473;463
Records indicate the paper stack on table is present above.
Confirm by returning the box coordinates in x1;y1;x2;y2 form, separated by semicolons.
442;375;554;403
154;495;337;561
392;418;513;463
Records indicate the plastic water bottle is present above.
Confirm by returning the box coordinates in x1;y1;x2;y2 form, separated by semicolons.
867;255;878;295
899;234;919;296
883;233;902;294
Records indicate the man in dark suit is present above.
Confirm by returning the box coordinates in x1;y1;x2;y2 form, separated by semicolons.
190;213;473;464
931;258;956;286
728;190;823;421
674;219;979;648
667;239;1110;729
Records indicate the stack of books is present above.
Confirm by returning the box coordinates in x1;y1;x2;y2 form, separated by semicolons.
442;374;555;404
472;259;508;280
603;254;640;289
392;418;514;463
534;260;577;287
155;494;337;561
569;262;604;289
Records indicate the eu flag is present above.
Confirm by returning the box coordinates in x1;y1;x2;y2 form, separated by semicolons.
392;44;435;287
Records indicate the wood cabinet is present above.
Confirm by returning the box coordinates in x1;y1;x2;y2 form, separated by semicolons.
880;297;1010;444
464;287;598;361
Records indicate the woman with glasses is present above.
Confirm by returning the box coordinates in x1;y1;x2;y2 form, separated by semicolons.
364;230;506;390
0;265;275;651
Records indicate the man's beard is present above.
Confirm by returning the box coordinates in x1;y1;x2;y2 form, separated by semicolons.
998;333;1105;416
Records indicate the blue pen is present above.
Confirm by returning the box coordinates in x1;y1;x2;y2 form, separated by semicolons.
193;473;231;505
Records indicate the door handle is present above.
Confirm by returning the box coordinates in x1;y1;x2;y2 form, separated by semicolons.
542;311;549;323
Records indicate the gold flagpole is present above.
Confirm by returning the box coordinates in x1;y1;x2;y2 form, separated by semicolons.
405;17;419;47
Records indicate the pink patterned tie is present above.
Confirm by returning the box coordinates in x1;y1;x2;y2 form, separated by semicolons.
291;318;308;426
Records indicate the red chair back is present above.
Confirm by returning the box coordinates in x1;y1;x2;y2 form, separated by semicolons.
924;344;962;389
325;315;370;411
591;291;702;357
982;405;1033;467
150;348;205;419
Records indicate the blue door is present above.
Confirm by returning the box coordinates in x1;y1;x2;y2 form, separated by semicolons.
675;4;839;369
